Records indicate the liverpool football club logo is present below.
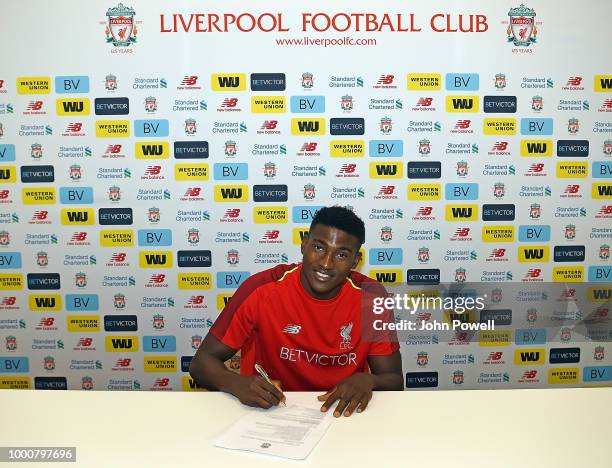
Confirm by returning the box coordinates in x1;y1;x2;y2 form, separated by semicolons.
340;322;353;349
187;228;199;245
105;3;137;47
184;118;197;135
507;4;537;46
31;143;43;159
301;72;314;89
380;226;392;242
456;160;468;177
263;162;276;179
380;117;392;134
340;95;353;111
532;95;543;112
418;247;430;263
105;74;118;91
75;272;87;288
417;352;428;367
69;164;82;181
152;314;164;330
113;293;126;309
303;183;316;200
145;96;157;113
418;139;431;155
494;73;507;90
600;244;610;260
493;182;505;199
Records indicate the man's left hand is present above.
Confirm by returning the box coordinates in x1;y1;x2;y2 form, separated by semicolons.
317;373;373;417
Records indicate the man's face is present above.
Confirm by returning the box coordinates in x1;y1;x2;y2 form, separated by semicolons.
300;223;361;300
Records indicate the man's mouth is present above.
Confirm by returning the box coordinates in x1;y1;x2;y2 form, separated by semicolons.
313;269;333;282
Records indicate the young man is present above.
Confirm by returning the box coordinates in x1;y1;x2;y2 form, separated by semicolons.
189;206;402;417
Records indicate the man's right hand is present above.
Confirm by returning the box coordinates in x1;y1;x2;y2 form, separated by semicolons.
233;375;286;409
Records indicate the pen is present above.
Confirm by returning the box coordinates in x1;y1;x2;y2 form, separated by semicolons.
255;363;286;406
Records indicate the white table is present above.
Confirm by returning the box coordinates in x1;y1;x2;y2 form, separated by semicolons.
0;388;610;467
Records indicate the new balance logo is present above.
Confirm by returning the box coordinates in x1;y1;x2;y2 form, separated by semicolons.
283;324;301;334
221;98;238;108
224;209;241;218
416;97;433;107
376;75;394;85
181;76;198;86
300;142;317;152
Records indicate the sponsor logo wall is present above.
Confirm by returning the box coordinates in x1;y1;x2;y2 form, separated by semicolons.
0;1;610;391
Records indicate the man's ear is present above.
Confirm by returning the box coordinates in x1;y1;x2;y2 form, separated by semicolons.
300;232;310;255
352;250;362;270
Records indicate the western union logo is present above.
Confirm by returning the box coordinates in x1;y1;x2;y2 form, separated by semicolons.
291;118;325;135
478;330;512;346
587;286;612;302
292;228;309;244
369;269;402;284
557;162;588;178
445;204;478;221
514;348;545;365
216;294;233;310
56;98;90;115
95;120;130;138
139;251;173;268
407;73;441;90
135;142;170;159
211;74;246;91
100;230;133;247
518;246;550;262
175;164;209;181
553;267;584;282
254;207;288;224
483;118;516;135
445;96;479;112
251;96;286;113
17;76;51;94
29;294;61;311
408;184;441;200
330;140;365;157
369;162;403;178
548;368;579;384
521;140;553;157
179;273;212;290
0;166;16;183
214;185;248;202
105;336;139;352
0;274;23;290
594;75;612;92
22;188;56;204
144;356;177;372
61;208;95;225
182;375;207;391
0;377;31;389
482;226;514;242
592;183;612;199
66;315;100;332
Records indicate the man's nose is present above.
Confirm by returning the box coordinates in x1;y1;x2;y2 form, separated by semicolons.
319;251;334;269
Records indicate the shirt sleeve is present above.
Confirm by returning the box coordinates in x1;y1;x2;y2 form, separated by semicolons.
209;282;259;350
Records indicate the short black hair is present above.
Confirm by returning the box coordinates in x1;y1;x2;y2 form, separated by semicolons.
309;206;365;246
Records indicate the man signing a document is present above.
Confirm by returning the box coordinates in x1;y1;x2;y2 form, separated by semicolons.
190;206;403;417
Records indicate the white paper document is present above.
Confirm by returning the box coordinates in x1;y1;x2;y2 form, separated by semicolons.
211;401;334;460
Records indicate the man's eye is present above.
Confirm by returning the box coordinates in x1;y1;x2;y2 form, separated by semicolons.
337;253;347;259
314;245;324;251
